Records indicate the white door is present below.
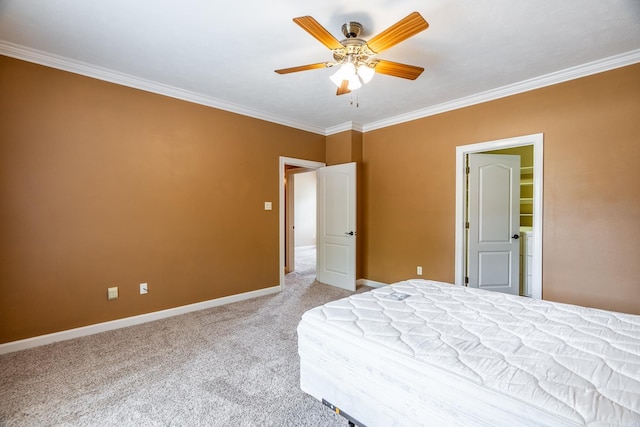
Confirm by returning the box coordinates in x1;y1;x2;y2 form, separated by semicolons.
467;154;520;295
316;162;356;291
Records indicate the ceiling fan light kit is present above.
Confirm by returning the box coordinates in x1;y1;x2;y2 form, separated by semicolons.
275;12;429;100
329;61;369;91
329;31;376;91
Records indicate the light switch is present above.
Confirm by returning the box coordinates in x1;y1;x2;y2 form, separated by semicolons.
107;286;119;300
264;202;272;211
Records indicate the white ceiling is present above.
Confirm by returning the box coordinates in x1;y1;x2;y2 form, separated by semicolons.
1;0;639;135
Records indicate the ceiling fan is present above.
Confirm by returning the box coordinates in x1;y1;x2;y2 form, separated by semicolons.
275;12;429;96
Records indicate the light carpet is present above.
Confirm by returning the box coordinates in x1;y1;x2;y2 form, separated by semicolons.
0;247;369;426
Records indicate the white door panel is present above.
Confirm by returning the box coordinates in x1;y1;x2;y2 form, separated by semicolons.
468;154;520;295
317;162;356;291
478;251;511;287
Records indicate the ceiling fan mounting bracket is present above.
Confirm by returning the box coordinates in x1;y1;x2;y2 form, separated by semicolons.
341;22;363;38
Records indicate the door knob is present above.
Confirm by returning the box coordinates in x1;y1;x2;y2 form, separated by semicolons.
512;234;520;240
345;231;355;236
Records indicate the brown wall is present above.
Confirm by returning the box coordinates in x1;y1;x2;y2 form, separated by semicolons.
2;56;638;344
0;56;325;343
325;131;352;166
326;130;363;166
362;63;640;314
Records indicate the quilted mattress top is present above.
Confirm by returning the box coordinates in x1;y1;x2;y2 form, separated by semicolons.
302;279;640;426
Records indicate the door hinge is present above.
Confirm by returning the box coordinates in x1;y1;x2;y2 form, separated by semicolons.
464;276;469;286
465;221;470;229
466;166;470;175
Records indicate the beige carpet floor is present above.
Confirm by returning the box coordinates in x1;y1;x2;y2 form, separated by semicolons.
0;247;370;426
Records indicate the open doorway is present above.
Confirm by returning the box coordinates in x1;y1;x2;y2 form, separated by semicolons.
455;134;543;299
287;169;317;277
279;157;325;289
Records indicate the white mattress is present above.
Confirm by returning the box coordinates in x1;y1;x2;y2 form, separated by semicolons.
297;279;640;426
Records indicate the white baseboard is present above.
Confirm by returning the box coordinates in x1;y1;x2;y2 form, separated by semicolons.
357;279;387;288
0;285;281;355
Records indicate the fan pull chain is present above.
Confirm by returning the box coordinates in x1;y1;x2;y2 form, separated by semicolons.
349;90;360;108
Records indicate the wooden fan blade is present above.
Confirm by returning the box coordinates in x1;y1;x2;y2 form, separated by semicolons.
366;12;429;54
293;16;344;50
374;60;424;80
275;63;330;74
336;80;351;96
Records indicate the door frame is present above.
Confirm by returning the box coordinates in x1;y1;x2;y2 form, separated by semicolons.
279;156;325;289
454;134;544;299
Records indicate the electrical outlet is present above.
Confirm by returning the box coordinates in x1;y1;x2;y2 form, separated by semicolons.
107;286;119;300
140;283;148;295
417;266;423;276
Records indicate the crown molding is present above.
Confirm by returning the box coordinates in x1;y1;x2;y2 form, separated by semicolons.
0;41;328;135
362;49;640;132
1;41;638;136
324;122;353;135
323;121;356;135
351;122;365;133
324;121;365;135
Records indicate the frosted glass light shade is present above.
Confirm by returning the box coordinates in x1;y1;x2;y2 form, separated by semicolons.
358;63;375;83
329;70;344;87
340;62;356;79
329;62;357;87
347;74;362;90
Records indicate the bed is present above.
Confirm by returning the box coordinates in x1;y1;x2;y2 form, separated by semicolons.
297;279;640;426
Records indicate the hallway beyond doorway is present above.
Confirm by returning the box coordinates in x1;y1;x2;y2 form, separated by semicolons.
285;245;316;286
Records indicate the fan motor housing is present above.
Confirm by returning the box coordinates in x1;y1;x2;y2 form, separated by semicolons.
341;22;362;38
